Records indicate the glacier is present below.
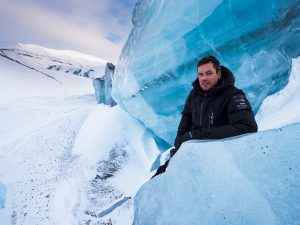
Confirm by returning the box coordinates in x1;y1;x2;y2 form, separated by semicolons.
112;0;300;144
93;62;116;105
0;51;155;224
133;124;300;225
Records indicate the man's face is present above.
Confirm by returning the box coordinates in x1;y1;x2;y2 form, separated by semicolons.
197;62;221;91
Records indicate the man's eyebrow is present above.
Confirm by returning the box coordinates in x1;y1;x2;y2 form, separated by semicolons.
198;70;214;75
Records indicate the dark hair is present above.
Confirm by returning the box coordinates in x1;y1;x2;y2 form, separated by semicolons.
197;56;221;73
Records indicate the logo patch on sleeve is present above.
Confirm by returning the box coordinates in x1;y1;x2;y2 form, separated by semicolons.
233;95;249;110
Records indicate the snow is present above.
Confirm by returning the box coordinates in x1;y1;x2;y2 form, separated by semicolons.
134;124;300;225
0;45;158;225
1;43;107;80
49;179;78;225
0;55;94;100
73;104;157;183
16;44;107;66
1;50;300;224
0;95;94;225
0;16;299;225
71;104;157;224
0;182;6;209
256;57;300;130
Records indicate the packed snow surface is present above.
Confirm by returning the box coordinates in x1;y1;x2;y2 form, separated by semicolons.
0;102;156;225
0;44;157;225
0;182;6;209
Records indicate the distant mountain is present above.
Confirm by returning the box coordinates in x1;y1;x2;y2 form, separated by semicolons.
0;43;107;79
0;44;106;99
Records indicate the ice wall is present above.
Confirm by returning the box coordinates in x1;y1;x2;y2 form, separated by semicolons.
93;62;116;106
133;124;300;225
112;0;300;144
256;56;300;130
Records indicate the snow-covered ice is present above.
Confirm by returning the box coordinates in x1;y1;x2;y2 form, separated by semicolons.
71;105;157;225
256;57;300;130
132;56;300;224
0;45;157;225
134;124;300;225
0;181;6;209
1;2;300;222
2;51;300;224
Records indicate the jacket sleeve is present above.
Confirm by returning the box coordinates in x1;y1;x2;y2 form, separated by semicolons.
184;92;258;141
174;92;193;148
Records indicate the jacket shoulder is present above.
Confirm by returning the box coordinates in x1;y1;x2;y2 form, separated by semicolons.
225;86;244;97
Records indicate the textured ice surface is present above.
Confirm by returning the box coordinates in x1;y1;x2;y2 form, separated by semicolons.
112;0;300;143
93;63;116;105
0;181;6;208
256;57;300;130
133;124;300;225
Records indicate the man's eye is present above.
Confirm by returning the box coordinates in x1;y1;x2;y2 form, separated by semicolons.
206;72;214;76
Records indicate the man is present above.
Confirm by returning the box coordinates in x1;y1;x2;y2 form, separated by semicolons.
152;56;257;178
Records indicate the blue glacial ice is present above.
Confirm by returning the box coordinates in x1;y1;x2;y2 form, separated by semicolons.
133;124;300;225
93;62;116;106
0;181;6;208
112;0;300;144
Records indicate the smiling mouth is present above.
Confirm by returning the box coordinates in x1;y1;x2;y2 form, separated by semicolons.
201;82;210;86
200;83;212;90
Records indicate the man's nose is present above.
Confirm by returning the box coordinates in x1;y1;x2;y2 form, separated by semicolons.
201;75;208;80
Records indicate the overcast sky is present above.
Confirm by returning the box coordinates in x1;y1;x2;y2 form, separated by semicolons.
0;0;137;63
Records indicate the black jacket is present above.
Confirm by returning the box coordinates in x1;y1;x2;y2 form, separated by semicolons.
174;66;258;149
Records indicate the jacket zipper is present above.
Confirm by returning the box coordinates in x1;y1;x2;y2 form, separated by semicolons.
199;93;206;127
209;111;214;126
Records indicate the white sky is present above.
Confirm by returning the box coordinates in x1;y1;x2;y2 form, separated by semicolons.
0;0;137;63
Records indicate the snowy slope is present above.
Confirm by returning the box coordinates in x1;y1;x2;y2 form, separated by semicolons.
0;44;97;142
0;44;158;225
0;98;94;224
0;103;157;225
0;43;107;99
0;55;94;100
71;105;157;225
0;43;107;79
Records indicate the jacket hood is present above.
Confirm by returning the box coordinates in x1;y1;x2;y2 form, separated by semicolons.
192;65;235;96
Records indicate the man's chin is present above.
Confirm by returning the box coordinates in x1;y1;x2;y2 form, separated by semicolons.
200;85;211;91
